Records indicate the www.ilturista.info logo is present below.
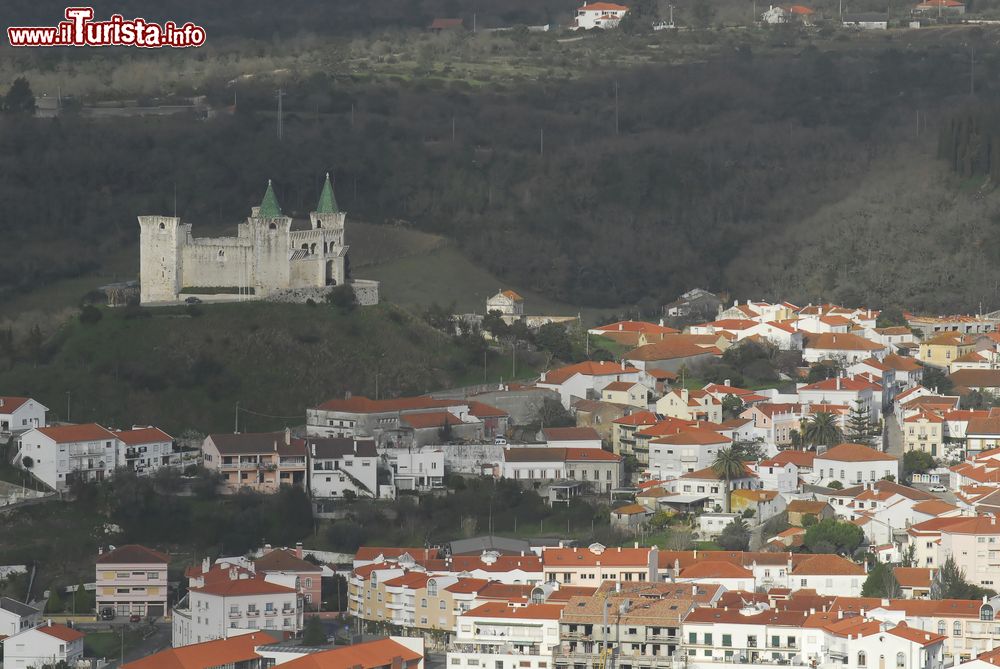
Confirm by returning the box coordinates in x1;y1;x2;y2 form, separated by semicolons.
7;7;207;48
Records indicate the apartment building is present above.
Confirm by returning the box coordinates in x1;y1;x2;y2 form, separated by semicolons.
447;602;563;669
17;423;119;490
814;443;900;487
306;395;473;442
647;428;732;479
171;562;303;648
201;430;307;494
253;544;323;610
95;544;170;619
114;427;176;475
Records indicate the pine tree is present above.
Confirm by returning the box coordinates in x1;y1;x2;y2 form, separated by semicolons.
845;399;875;446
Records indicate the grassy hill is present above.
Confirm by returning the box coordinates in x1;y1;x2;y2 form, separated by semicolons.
0;301;545;436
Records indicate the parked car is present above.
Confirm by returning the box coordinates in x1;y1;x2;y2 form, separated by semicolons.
99;608;115;621
929;484;947;493
494;437;508;446
129;614;142;623
184;296;202;304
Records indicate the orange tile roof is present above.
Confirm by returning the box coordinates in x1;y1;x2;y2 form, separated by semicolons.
679;561;753;578
893;567;933;588
35;423;116;443
592;321;679;335
883;354;922;372
36;623;85;642
543;546;650;568
627;337;722;362
278;638;423;669
760;451;816;468
444;578;491;594
911;500;958;515
613;411;659;426
792;554;865;575
499;289;523;301
0;397;30;412
192;576;296;597
476;582;533;600
888;622;947;646
805;333;883;352
122;632;280;669
603;381;640;392
383;571;431;589
817;443;896;463
680;463;757;480
800;376;881;392
578;1;630;10
614;504;650;515
649;428;731;446
96;544;169;565
544;427;601;441
540;361;638;385
468;401;509;418
114;427;173;445
463;601;564;620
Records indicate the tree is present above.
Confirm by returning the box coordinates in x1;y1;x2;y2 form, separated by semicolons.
922;367;954;395
827;480;843;490
903;450;936;480
72;583;94;614
302;615;327;645
731;438;765;462
930;555;996;599
21;456;33;469
534;323;573;362
801;513;818;528
326;284;356;311
692;0;716;27
803;518;864;554
717;517;750;551
45;587;64;613
530;398;575;431
861;562;901;598
722;394;745;419
712;448;745;513
803;412;843;448
4;77;36;115
844;400;876;446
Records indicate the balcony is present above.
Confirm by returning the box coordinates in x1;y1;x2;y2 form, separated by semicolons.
647;633;680;643
247;610;260;617
229;611;242;619
766;644;798;650
265;609;278;617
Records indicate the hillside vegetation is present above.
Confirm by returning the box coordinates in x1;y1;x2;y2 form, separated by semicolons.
0;302;544;435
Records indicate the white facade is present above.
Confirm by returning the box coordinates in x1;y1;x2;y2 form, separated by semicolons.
171;572;303;648
2;624;84;669
307;438;379;499
649;435;730;479
0;598;40;638
17;424;118;490
573;2;629;29
0;397;46;436
814;448;899;487
448;604;561;669
386;448;445;491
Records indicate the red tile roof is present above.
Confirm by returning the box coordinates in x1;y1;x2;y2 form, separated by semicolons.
96;544;169;565
805;333;883;352
122;632;279;669
817;443;896;463
679;561;753;578
592;321;678;335
34;423;116;443
192;576;296;597
887;622;947;646
36;623;85;642
760;451;816;468
114;427;173;445
544;427;601;441
0;397;30;413
468;401;509;418
613;411;659;426
278;638;423;669
792;554;865;576
893;567;933;588
540;361;638;385
444;578;491;594
462;601;564;620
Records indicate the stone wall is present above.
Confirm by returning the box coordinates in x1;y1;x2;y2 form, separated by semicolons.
351;279;380;306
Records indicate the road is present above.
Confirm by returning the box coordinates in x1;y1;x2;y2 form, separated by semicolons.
76;621;172;667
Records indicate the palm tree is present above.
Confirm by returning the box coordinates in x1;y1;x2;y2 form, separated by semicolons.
803;412;843;449
712;447;745;513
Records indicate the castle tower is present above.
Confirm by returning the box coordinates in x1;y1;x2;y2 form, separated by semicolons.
137;215;185;303
247;180;293;295
310;173;348;286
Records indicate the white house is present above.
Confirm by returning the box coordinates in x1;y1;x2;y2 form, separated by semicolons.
17;423;119;490
114;427;176;475
0;397;46;437
543;426;603;450
383;447;445;492
814;443;900;486
448;602;562;669
2;622;85;669
306;437;379;499
802;332;886;364
0;597;40;638
648;428;732;479
486;289;524;317
171;562;303;648
573;1;630;29
537;361;642;409
797;376;880;421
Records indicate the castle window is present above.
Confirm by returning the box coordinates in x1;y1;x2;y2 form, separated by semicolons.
269;222;276;230
158;222;165;230
310;243;317;254
218;249;225;260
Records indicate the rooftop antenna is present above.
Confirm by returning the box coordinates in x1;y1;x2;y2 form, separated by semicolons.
275;89;285;140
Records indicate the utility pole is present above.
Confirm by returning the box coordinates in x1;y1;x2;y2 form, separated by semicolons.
235;402;239;434
66;391;71;422
539;127;544;156
452;116;456;142
512;342;517;377
971;46;976;96
614;80;620;136
275;89;285;140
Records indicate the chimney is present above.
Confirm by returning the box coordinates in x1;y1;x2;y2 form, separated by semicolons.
725;379;731;387
861;608;866;617
284;427;291;445
296;542;303;559
838;610;843;619
229;567;238;581
634;541;639;549
202;557;211;574
311;443;316;457
48;618;52;627
98;546;103;555
264;543;273;552
692;584;697;596
354;440;358;454
619;323;624;331
274;440;278;452
836;377;841;390
810;607;815;614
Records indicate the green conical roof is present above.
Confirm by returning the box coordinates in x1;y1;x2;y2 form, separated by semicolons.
316;172;339;214
259;179;282;218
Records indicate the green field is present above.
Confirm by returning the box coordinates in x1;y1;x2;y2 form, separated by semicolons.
84;629;145;659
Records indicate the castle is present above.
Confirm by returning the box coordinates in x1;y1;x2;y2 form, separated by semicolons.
138;175;376;305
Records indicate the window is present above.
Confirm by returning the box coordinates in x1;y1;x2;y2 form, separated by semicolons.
440;601;446;610
704;633;712;645
858;652;866;667
421;598;428;607
896;653;905;668
984;605;995;621
689;633;696;644
722;634;732;647
954;621;963;637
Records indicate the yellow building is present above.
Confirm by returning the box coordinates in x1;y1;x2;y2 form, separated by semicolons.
655;388;722;424
601;381;652;408
903;410;944;456
917;332;976;368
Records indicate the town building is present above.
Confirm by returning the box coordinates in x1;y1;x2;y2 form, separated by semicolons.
486;289;525;317
573;1;630;29
0;397;46;437
254;544;323;610
304;436;379;499
448;602;562;669
0;597;40;638
1;623;85;669
202;430;308;494
96;544;170;619
814;443;900;486
17;423;120;490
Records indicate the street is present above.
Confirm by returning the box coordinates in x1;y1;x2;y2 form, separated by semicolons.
75;621;172;667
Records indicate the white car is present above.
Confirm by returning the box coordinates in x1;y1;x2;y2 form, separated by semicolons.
929;484;948;493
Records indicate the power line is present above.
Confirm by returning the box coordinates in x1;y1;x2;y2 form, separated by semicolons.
237;406;303;420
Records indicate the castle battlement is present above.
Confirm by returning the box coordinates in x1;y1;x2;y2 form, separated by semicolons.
139;174;358;305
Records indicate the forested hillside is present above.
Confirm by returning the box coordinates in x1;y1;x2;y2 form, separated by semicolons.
2;24;1000;313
